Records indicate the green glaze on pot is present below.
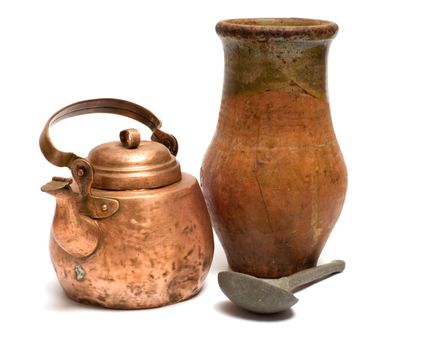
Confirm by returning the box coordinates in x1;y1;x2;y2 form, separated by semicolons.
218;18;338;100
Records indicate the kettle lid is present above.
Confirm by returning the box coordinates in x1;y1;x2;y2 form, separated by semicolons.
88;128;181;190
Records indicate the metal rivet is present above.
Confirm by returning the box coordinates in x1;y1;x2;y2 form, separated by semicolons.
101;204;108;212
74;265;86;281
77;168;85;177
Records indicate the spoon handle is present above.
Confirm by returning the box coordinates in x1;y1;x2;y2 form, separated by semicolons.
285;260;345;292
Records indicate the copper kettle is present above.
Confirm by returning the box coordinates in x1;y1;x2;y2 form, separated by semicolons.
40;98;214;309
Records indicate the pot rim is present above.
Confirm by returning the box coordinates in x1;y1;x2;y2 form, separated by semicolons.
216;18;338;40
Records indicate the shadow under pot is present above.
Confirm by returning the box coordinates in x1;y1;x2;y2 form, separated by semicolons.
40;98;214;309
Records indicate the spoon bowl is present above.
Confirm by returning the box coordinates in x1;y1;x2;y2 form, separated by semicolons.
218;271;299;314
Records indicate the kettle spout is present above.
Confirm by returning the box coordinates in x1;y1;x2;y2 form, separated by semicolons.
42;176;100;258
41;177;73;197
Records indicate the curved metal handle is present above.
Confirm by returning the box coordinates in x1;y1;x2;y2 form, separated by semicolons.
40;98;178;219
40;98;178;169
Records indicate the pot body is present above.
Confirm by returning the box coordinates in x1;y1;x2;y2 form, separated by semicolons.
50;173;214;309
201;19;347;277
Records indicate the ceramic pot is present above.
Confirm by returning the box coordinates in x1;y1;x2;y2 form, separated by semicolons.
201;18;347;278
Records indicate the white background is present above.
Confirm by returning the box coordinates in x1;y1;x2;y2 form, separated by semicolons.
0;0;433;349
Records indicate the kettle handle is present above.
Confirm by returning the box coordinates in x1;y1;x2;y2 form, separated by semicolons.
40;98;178;219
39;98;178;169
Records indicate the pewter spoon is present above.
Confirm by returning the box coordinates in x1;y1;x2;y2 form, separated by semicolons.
218;260;345;314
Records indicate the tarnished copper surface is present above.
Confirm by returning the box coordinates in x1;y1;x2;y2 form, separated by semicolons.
88;136;182;190
48;174;213;309
41;99;213;309
201;18;347;278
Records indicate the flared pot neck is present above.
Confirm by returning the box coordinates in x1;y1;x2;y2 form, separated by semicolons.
216;18;338;41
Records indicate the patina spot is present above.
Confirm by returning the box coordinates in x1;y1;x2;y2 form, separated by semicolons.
74;265;86;281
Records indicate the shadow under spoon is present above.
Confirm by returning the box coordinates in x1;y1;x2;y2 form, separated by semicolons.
218;260;345;314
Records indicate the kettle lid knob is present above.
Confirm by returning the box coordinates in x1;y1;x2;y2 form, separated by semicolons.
120;128;141;149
